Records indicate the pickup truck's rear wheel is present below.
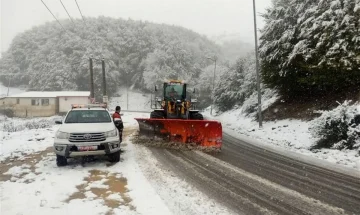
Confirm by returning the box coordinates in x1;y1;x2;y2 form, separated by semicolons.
56;155;68;167
108;151;120;162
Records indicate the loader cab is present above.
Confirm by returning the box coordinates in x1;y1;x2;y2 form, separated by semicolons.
163;81;186;101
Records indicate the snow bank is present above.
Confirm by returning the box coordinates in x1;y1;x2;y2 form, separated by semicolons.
204;100;360;170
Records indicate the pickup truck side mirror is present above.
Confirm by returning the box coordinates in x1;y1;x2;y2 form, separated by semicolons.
55;120;62;124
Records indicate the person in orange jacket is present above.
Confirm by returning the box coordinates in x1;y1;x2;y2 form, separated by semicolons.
112;106;124;142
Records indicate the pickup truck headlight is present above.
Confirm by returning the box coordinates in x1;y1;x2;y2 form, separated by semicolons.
56;131;70;139
105;129;117;137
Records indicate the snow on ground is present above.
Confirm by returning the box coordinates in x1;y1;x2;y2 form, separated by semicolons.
0;113;169;214
203;107;360;171
108;87;152;112
0;116;61;162
1;135;171;215
1;111;231;215
133;144;235;215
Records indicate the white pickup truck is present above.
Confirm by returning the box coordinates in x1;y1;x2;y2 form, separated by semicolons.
53;104;121;167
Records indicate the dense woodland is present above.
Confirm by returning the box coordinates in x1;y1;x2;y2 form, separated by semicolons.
0;17;222;101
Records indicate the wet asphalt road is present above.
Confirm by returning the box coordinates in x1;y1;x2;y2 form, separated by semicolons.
149;132;360;215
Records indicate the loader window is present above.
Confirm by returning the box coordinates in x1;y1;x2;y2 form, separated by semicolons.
165;84;184;100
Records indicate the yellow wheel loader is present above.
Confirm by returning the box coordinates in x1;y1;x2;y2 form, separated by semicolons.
135;80;222;149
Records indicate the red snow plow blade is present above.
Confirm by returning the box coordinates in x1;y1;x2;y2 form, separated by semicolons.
134;118;222;148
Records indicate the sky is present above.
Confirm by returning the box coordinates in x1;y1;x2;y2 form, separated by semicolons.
0;0;271;54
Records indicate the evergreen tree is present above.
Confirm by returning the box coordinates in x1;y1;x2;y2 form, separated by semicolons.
259;0;360;97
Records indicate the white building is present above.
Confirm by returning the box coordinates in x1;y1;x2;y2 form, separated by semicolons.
0;91;90;117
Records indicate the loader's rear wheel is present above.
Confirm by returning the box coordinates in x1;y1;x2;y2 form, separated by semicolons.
150;111;165;119
190;112;204;120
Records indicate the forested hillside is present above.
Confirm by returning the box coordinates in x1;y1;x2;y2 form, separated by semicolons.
259;0;360;98
0;17;221;99
211;0;360;115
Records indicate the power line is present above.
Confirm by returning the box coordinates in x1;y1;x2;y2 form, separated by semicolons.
40;0;67;33
59;0;75;25
73;0;101;58
74;0;86;25
73;0;101;54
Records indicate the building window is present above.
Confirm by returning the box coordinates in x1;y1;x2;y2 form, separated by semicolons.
31;99;39;106
41;99;49;106
16;98;20;104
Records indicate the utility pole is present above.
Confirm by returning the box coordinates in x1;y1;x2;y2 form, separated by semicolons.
127;84;129;110
6;76;11;96
101;58;108;105
252;0;263;128
89;57;95;103
207;56;217;115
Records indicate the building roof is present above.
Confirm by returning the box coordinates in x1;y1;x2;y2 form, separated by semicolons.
7;91;90;98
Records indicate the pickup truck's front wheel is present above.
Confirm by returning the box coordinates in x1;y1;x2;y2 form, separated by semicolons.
56;155;68;167
108;151;120;163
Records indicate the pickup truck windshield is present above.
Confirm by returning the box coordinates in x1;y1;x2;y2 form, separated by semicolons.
65;110;111;123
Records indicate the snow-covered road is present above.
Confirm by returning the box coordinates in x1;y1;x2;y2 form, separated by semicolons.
0;112;231;215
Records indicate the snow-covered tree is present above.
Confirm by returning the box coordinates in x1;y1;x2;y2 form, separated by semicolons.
260;0;360;97
0;17;220;98
213;53;257;112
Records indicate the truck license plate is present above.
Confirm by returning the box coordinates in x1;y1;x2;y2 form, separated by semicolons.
78;146;97;151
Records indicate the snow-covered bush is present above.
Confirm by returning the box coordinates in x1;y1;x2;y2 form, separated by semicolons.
1;117;55;132
309;101;360;150
213;54;257;112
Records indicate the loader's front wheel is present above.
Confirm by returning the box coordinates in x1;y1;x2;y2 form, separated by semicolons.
190;112;204;120
150;111;165;119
